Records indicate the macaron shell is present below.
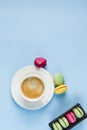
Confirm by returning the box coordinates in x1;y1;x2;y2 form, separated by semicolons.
55;122;63;130
52;123;58;130
54;85;68;94
73;107;84;118
58;117;69;128
65;112;76;123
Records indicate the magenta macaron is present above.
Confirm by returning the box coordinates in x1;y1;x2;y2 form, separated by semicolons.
34;57;47;68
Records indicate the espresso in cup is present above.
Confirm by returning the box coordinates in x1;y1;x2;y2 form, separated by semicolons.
21;77;44;99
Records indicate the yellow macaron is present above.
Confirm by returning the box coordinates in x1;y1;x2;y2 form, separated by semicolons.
54;84;68;94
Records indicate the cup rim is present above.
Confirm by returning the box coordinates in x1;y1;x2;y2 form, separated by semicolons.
20;74;45;102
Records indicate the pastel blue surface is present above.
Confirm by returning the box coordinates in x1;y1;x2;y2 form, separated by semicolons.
0;0;87;130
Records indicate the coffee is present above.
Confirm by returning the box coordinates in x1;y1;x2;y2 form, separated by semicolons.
21;77;44;99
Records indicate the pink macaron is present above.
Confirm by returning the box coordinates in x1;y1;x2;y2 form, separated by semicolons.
65;111;76;123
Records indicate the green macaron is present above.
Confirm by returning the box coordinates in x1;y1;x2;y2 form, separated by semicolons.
53;73;64;86
52;123;58;130
52;122;63;130
58;117;69;128
55;122;63;130
73;107;84;118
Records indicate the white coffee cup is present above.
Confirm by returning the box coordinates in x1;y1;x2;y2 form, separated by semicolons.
20;74;45;102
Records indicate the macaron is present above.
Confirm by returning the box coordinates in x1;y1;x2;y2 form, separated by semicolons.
34;57;47;68
73;107;84;118
55;122;63;130
58;117;69;128
65;111;76;123
52;122;63;130
52;123;58;130
53;73;64;86
54;84;68;94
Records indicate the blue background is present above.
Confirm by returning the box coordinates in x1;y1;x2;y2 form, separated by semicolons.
0;0;87;130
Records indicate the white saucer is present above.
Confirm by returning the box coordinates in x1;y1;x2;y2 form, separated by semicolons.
11;66;54;110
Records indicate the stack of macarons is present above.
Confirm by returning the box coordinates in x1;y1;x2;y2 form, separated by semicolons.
49;104;87;130
53;73;68;94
